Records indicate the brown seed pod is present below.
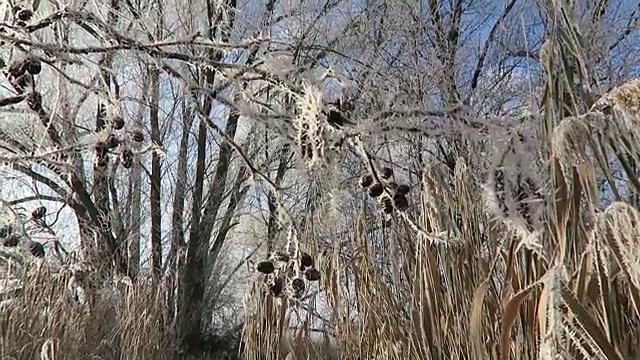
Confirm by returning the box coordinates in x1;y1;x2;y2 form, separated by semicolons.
95;142;109;167
121;158;133;169
0;226;12;238
3;235;19;247
368;183;384;198
32;206;46;219
257;260;275;274
25;58;41;75
299;252;314;268
289;277;306;299
269;251;290;263
395;184;410;196
132;130;144;142
359;174;373;188
304;268;321;282
268;276;285;297
106;135;120;149
113;116;125;130
16;9;33;21
95;142;108;158
380;167;393;179
393;193;409;211
121;149;134;169
326;109;351;128
26;91;42;110
29;241;45;258
378;195;393;214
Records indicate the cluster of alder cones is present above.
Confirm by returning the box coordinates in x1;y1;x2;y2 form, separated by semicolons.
2;5;39;94
4;55;41;105
360;167;411;214
0;206;48;258
94;103;144;169
7;5;33;29
255;250;321;300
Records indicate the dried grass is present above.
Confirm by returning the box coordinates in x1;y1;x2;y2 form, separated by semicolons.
242;4;640;360
0;262;175;359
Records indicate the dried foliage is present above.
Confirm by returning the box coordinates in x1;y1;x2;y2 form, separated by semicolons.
1;0;640;360
0;263;175;359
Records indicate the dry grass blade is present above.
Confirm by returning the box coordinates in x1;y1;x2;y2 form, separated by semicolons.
536;280;551;360
500;282;540;360
559;284;623;360
552;157;571;261
572;248;592;302
470;280;491;360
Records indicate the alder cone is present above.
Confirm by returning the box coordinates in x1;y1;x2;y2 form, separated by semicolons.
113;116;125;130
257;260;275;274
268;276;285;297
132;131;144;142
360;174;373;188
304;268;321;281
395;184;410;196
121;149;134;169
25;58;41;75
3;234;19;247
95;142;108;158
368;183;383;197
393;194;409;211
0;226;11;238
378;196;393;214
96;156;109;167
107;135;120;149
300;252;314;268
289;278;306;299
380;167;393;179
17;9;33;21
32;206;46;219
95;143;109;167
29;241;45;257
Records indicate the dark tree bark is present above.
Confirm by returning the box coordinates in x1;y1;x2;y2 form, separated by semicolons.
149;67;163;279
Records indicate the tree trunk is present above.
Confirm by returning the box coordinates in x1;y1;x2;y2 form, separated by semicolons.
149;67;163;280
